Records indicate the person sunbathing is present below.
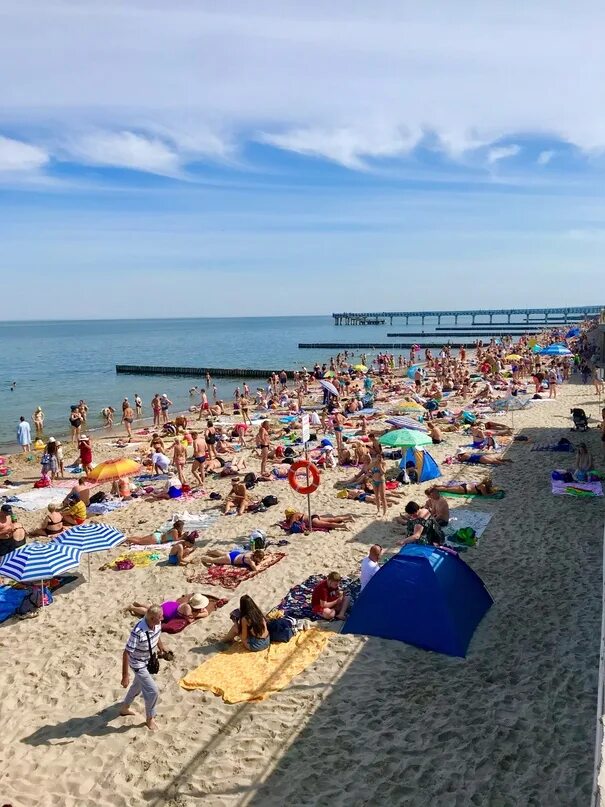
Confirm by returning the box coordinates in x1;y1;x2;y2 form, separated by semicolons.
200;548;265;571
483;421;513;435
128;593;209;620
431;478;496;496
30;503;64;537
168;533;198;566
337;487;405;506
128;520;186;546
283;508;355;533
223;594;270;652
457;452;512;465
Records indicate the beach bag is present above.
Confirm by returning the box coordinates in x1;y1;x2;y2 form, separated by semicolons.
261;495;278;508
17;585;53;615
146;632;160;675
462;411;476;424
423;517;445;546
268;616;296;643
552;470;573;483
89;491;107;504
168;485;183;498
115;558;135;570
249;531;267;550
243;472;257;490
34;475;51;489
452;527;477;547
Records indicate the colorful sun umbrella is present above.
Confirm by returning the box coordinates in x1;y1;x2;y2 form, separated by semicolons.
353;364;368;372
56;523;125;580
385;417;428;432
0;541;81;584
378;428;432;448
319;379;339;397
540;344;572;356
86;458;141;483
323;370;335;378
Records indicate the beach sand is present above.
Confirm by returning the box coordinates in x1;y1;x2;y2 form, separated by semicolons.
1;380;603;806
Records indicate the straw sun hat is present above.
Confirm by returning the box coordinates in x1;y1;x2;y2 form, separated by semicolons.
189;594;209;611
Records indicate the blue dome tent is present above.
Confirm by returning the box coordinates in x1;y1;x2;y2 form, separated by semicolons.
399;447;441;482
343;545;493;657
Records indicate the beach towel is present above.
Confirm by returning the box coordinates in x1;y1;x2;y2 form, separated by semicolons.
10;487;64;512
444;510;493;549
187;552;286;590
158;512;220;534
531;441;574;453
179;629;330;703
103;551;161;569
162;596;228;633
1;575;79;622
275;575;361;621
551;480;603;497
87;499;129;516
0;586;27;623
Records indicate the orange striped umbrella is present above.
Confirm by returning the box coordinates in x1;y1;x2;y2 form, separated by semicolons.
86;458;141;483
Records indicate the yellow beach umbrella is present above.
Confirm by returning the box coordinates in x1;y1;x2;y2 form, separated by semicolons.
505;354;522;361
86;458;141;483
354;364;368;372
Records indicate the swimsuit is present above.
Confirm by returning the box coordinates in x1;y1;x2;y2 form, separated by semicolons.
468;454;483;464
167;553;179;566
153;531;164;543
247;635;270;652
194;455;207;463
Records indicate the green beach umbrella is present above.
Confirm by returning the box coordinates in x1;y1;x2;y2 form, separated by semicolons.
378;428;432;448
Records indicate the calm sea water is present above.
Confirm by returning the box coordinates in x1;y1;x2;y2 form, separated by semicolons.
0;314;544;449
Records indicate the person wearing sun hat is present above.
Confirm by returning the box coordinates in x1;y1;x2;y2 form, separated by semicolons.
127;593;210;621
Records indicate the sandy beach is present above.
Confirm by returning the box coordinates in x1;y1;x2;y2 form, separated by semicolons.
0;375;603;807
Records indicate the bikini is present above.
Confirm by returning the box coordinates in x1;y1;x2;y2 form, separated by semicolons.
228;550;252;568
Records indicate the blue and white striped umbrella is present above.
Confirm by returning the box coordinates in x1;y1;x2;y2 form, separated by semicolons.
56;523;125;554
385;416;428;432
0;541;82;583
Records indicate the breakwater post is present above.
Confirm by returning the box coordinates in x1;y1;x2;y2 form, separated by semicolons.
116;365;296;379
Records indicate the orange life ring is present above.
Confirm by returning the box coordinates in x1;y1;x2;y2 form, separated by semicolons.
288;460;320;495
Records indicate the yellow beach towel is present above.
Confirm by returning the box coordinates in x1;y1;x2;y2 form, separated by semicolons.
179;629;330;703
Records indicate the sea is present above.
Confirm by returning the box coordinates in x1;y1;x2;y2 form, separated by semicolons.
0;314;558;450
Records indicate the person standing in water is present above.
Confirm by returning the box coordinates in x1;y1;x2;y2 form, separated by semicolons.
33;407;45;438
17;416;32;453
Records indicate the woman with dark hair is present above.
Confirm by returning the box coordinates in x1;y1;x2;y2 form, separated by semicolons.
224;594;270;652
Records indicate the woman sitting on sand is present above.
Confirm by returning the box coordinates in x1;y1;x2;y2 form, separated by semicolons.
574;442;594;482
283;508;355;533
168;533;198;566
128;520;186;546
30;503;64;537
457;452;512;465
128;593;209;621
431;478;496;496
224;594;270;652
199;548;265;571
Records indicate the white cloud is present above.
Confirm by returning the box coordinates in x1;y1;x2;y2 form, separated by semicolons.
0;136;48;172
487;145;521;164
1;2;605;172
259;125;421;168
537;149;555;165
66;131;180;175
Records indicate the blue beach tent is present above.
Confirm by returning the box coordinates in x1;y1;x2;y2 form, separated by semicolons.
399;447;441;482
343;545;493;657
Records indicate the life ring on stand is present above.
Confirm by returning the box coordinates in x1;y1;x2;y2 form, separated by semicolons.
288;460;320;495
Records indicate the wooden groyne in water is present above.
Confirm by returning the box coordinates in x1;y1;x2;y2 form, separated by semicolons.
116;365;295;379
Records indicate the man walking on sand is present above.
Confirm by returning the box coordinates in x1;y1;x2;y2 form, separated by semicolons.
16;416;31;453
120;604;167;731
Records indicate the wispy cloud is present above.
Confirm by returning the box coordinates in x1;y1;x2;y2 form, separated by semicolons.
0;135;49;172
487;145;521;164
258;125;421;169
64;131;181;176
537;149;555;165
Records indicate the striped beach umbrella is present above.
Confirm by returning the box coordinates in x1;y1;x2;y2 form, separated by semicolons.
86;458;141;483
56;523;125;580
0;541;81;583
56;523;125;553
385;417;428;432
319;379;339;398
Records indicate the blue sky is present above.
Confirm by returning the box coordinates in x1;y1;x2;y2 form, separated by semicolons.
1;1;604;319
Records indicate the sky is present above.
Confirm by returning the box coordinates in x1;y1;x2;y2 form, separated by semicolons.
1;1;605;319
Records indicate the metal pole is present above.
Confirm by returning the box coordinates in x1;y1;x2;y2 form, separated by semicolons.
304;444;313;533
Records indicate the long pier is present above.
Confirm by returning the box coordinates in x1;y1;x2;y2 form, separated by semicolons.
299;341;478;350
116;365;294;379
333;306;601;326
